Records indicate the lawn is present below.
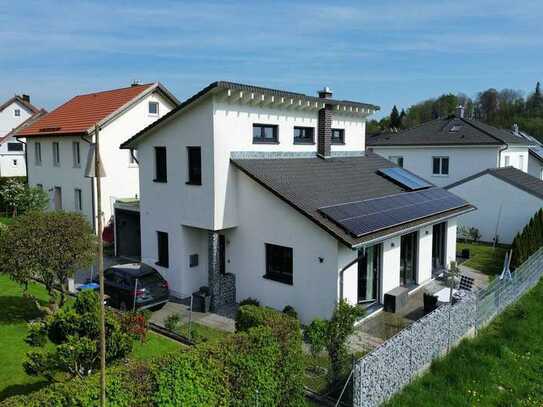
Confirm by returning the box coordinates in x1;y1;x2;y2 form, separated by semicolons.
457;241;509;276
386;278;543;406
0;274;183;401
0;216;14;226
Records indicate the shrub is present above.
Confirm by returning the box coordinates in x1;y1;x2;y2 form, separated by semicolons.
305;318;328;357
511;209;543;268
239;297;260;307
164;313;180;332
120;310;150;342
282;305;298;319
468;227;482;242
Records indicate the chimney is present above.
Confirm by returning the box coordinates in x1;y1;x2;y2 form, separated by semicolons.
512;123;519;135
318;86;333;99
21;94;30;103
318;104;333;158
456;105;465;118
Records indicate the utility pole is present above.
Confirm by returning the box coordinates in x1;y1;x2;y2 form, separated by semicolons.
95;124;106;406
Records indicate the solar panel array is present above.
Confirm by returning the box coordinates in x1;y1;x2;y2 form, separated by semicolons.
377;167;432;190
319;188;468;238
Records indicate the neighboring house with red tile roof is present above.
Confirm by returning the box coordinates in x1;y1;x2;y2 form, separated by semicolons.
0;94;43;177
22;82;179;229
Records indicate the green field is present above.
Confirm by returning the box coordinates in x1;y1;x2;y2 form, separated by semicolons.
387;278;543;406
457;241;508;276
0;274;183;400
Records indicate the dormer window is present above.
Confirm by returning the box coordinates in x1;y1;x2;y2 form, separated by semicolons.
253;124;278;144
14;109;20;117
293;127;314;144
148;101;159;116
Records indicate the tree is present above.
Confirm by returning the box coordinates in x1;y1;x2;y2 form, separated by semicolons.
326;300;364;386
390;105;401;128
0;179;48;217
24;290;134;381
0;211;96;305
527;81;543;115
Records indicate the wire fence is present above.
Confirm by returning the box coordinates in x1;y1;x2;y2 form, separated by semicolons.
352;246;543;407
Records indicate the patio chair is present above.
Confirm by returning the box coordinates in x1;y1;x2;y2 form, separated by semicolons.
458;274;475;292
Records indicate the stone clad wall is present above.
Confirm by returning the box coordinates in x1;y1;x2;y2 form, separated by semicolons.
353;295;476;407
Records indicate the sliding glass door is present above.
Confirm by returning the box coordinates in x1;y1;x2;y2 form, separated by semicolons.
400;232;418;286
358;244;381;305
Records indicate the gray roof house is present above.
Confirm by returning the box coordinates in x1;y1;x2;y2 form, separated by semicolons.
366;107;534;187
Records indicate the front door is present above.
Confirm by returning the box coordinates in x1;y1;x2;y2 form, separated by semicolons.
400;232;418;286
432;222;446;271
358;244;381;305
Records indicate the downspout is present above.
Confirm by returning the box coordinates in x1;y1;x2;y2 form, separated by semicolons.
81;134;96;232
15;137;28;182
130;149;139;165
338;247;365;301
498;143;509;167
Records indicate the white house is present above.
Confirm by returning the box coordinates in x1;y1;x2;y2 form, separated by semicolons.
0;95;43;177
508;125;543;180
19;83;179;229
121;81;474;323
366;107;534;187
447;167;543;244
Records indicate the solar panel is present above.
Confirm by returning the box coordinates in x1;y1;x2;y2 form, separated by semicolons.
319;188;468;238
378;167;432;191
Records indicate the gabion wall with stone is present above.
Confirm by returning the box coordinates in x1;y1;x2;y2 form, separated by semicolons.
353;295;476;407
353;247;543;407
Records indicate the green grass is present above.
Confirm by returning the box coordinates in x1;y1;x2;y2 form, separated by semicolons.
174;322;230;344
0;274;183;400
386;278;543;406
457;241;508;276
0;216;14;226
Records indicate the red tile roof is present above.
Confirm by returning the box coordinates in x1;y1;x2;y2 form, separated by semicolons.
19;83;155;137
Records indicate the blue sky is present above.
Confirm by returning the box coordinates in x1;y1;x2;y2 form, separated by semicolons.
2;0;543;118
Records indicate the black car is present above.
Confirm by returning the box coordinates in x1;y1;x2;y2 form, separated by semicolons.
100;263;169;311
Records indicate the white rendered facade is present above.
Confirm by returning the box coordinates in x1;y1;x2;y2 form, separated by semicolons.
0;98;34;177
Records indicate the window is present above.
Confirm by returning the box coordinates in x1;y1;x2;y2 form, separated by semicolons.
74;189;83;211
187;146;202;185
14;109;20;117
504;155;510;166
519;155;525;170
264;243;293;285
128;149;138;166
7;142;23;152
432;156;449;176
156;231;169;268
293;127;314;144
72;142;81;167
331;128;345;144
253;124;278;144
54;186;62;210
35;142;42;165
148;101;159;115
52;142;60;166
154;147;167;182
389;156;404;168
189;254;199;268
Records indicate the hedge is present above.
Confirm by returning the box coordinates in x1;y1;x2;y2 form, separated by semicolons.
511;208;543;268
1;307;305;407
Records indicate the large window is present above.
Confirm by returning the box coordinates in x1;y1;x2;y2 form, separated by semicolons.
156;231;169;268
331;128;345;144
432;156;449;176
53;142;60;166
72;141;81;167
187;146;202;185
154;147;167;182
35;142;42;165
74;188;83;211
389;156;404;168
253;124;278;144
293;127;314;144
7;142;23;152
264;243;293;285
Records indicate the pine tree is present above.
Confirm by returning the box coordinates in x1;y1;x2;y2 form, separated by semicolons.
390;105;401;129
399;109;406;128
527;81;543;115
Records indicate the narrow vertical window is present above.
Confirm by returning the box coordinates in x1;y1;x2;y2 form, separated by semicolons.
35;142;42;165
72;141;81;167
154;147;167;182
504;155;510;166
519;155;525;171
156;231;169;268
53;142;60;166
187;146;202;185
74;188;82;211
54;186;62;210
14;109;20;117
